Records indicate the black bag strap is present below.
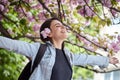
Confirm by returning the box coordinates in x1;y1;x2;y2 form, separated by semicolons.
31;44;47;73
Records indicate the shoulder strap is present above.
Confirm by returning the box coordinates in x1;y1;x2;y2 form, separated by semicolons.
31;44;47;73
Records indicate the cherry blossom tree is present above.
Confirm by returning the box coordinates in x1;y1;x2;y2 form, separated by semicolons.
1;0;120;79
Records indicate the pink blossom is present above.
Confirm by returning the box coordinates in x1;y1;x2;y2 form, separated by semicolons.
0;4;4;11
61;0;66;3
38;12;47;21
32;4;42;9
1;0;8;4
78;0;90;6
85;6;95;17
14;7;24;18
70;0;78;5
102;0;112;8
44;0;52;5
111;42;117;48
77;6;95;17
83;39;91;45
113;45;120;53
7;29;14;35
15;7;23;13
77;8;85;16
78;35;91;45
110;9;117;17
44;28;51;33
33;24;40;31
3;7;8;13
107;43;113;50
83;20;91;26
41;31;48;39
117;35;120;42
92;38;99;45
41;28;51;38
70;0;90;5
77;35;85;41
85;45;96;52
26;12;35;22
110;42;120;53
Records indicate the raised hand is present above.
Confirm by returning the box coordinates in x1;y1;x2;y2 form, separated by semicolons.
109;56;119;64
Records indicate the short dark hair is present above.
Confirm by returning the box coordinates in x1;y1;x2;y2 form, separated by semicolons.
40;17;60;42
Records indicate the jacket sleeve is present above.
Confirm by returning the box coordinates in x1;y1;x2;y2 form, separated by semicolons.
73;53;109;68
0;36;40;58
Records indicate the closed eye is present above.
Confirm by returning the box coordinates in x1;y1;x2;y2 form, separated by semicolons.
56;25;61;27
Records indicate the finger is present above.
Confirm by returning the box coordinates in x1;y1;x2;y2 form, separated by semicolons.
114;59;119;63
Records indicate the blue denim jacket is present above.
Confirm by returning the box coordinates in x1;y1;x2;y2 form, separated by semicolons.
0;36;109;80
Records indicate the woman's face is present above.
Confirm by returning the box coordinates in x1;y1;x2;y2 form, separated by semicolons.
49;20;68;41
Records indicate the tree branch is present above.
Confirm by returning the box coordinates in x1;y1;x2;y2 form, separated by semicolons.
57;0;62;21
110;7;120;13
18;0;27;17
63;23;107;51
0;21;12;38
0;11;18;27
65;40;103;55
37;0;56;17
61;2;66;21
83;0;105;20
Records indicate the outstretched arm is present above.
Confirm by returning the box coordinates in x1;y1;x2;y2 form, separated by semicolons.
73;54;108;68
0;36;40;59
73;54;119;68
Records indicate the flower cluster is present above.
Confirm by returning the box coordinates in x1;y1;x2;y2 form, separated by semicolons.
77;6;95;17
41;28;51;39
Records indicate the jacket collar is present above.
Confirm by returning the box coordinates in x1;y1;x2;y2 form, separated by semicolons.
46;41;54;46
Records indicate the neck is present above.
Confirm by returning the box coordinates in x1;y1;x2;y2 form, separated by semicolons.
52;40;64;49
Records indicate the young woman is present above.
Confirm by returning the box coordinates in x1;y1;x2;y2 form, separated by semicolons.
0;17;118;80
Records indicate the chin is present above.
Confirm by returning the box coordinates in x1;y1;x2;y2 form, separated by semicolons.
63;36;68;40
59;34;68;40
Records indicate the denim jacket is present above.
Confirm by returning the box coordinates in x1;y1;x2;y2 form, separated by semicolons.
0;36;109;80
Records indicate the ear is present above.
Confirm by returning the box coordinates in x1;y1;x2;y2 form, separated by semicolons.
48;32;52;38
